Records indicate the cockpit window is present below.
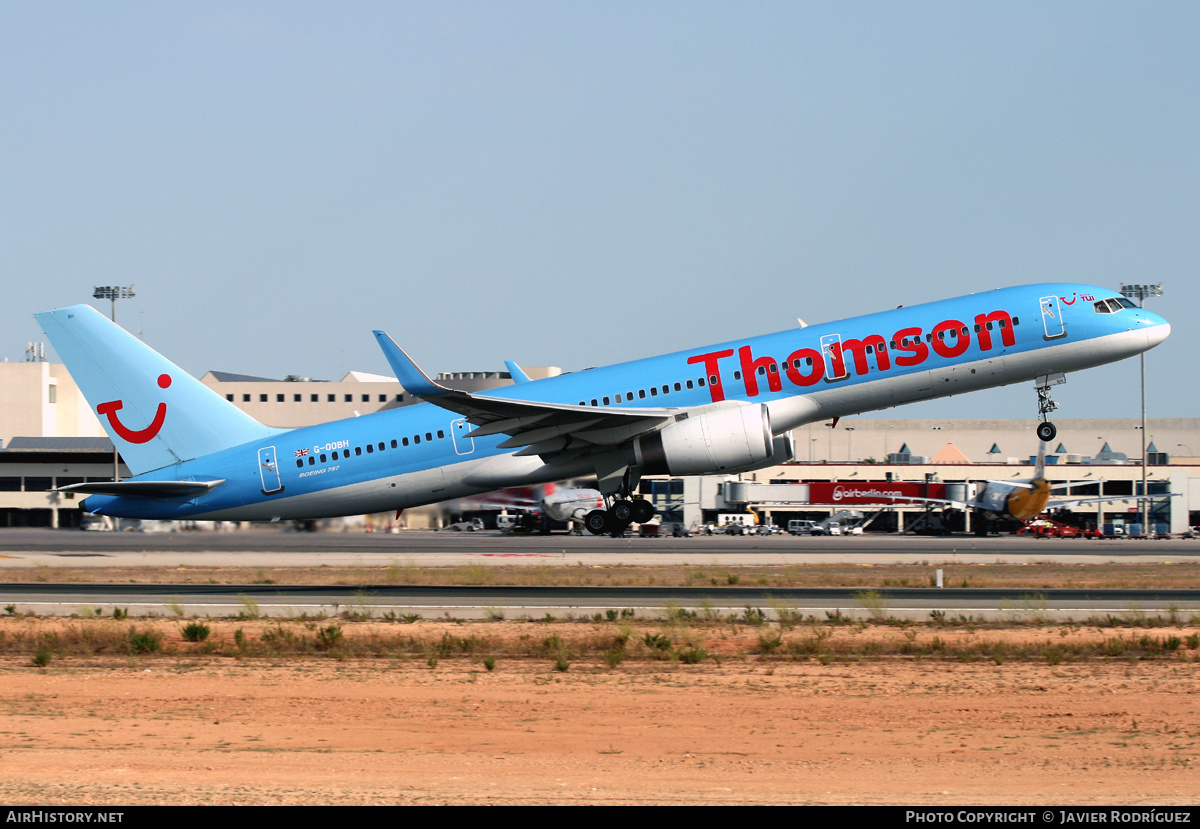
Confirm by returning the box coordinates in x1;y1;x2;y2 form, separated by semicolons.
1094;297;1132;314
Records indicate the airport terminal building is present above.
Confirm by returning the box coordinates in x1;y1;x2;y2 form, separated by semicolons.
1;358;1196;533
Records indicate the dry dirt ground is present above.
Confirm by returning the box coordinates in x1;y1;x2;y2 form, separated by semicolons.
1;622;1199;805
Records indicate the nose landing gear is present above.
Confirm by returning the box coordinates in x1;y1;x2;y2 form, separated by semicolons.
1035;374;1065;442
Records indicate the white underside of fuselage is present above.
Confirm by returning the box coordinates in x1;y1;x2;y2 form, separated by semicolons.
186;325;1165;522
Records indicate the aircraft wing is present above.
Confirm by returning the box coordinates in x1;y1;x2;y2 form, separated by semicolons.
1045;492;1181;510
880;494;977;510
374;331;675;456
56;480;226;499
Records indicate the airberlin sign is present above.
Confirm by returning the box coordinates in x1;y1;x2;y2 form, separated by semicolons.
687;308;1018;403
808;482;947;505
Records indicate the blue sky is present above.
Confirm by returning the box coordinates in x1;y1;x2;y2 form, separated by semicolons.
3;2;1195;421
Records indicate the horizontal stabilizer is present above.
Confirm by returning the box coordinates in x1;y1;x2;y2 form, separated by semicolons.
57;479;225;499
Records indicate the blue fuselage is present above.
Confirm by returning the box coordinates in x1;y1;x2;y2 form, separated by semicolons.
82;283;1169;520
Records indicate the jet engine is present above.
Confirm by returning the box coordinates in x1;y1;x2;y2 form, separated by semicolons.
637;403;774;476
724;432;795;475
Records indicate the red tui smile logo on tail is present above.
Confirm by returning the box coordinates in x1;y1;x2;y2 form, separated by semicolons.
96;374;171;444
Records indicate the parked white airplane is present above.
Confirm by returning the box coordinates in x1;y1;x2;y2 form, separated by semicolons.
882;440;1165;532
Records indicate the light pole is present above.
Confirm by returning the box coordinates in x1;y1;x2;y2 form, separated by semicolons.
1120;283;1162;534
93;285;135;482
845;427;855;463
93;285;135;324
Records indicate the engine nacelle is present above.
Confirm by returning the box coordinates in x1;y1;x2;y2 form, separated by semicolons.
638;403;774;476
723;433;795;475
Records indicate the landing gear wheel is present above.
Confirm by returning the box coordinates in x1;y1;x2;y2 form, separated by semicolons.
1036;421;1057;442
611;500;635;524
584;509;610;536
631;500;656;523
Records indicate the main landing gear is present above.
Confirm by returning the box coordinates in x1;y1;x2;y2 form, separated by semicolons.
1035;377;1061;442
584;470;656;536
584;499;656;536
583;465;657;536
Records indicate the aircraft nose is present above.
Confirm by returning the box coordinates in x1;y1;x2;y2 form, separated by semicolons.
1145;319;1171;349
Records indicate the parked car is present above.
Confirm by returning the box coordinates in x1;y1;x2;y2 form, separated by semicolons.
446;518;485;532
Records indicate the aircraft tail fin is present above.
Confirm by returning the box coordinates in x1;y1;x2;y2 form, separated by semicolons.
36;305;275;476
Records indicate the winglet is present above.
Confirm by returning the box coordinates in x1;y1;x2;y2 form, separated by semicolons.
504;360;532;383
372;331;450;398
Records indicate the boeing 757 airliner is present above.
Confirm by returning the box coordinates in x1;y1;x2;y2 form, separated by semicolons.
37;284;1169;534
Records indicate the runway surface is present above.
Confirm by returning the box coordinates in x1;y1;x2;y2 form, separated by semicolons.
0;527;1196;568
1;528;1197;619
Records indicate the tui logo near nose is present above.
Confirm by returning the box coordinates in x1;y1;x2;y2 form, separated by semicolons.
96;374;171;444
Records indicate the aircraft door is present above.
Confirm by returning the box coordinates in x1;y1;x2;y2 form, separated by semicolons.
820;334;848;381
258;446;284;495
451;419;475;455
1039;295;1066;340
